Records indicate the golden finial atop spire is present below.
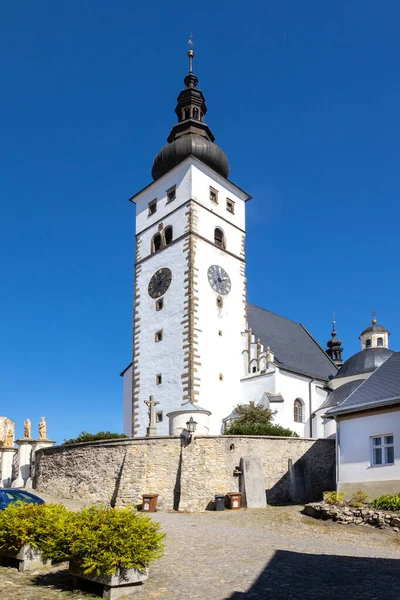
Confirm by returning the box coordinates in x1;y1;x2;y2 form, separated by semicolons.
372;310;377;325
188;33;194;72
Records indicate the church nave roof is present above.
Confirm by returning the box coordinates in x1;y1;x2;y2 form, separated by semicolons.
247;304;338;382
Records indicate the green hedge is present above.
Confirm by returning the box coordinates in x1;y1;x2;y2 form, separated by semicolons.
0;503;164;575
224;421;298;437
63;431;128;445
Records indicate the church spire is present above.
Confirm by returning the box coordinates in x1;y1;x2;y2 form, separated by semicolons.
151;45;230;181
326;315;344;367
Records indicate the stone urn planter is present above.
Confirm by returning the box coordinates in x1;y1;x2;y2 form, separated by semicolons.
0;544;49;572
69;561;149;599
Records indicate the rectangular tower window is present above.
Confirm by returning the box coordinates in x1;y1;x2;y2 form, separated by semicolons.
156;411;163;423
210;187;218;203
226;198;235;214
156;374;162;385
216;297;223;309
156;298;164;311
166;185;176;202
218;330;222;336
155;330;163;343
148;199;157;216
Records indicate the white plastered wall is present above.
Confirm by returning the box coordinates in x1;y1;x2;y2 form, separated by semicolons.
134;237;187;436
240;367;329;437
338;408;400;486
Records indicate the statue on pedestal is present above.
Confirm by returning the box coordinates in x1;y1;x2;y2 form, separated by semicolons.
38;417;47;440
4;425;14;448
23;419;31;439
144;396;159;437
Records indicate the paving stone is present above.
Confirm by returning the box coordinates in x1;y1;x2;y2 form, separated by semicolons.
1;495;400;599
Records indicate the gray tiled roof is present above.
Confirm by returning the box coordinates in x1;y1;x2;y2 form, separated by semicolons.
319;380;363;411
334;348;393;380
327;352;400;416
247;304;338;381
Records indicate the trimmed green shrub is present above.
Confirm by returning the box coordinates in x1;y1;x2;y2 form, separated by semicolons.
68;506;165;576
370;493;400;511
323;491;345;505
0;502;43;552
34;504;76;563
0;502;71;556
349;490;368;508
63;431;128;445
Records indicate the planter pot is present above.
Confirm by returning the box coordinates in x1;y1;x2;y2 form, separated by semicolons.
69;561;149;599
0;544;49;572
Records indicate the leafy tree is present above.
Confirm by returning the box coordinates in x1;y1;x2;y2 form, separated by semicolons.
223;401;298;437
63;431;128;445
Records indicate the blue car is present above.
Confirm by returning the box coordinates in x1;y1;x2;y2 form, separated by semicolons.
0;489;44;510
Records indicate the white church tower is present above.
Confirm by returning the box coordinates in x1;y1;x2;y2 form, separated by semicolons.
123;49;251;436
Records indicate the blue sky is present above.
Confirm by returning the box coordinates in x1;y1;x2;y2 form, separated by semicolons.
1;1;399;442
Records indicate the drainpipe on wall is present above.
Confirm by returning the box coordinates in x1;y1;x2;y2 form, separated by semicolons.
308;378;316;438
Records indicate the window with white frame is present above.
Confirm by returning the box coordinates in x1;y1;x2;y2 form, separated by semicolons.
371;435;394;466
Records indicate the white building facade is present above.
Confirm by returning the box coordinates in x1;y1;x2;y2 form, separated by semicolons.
327;352;400;498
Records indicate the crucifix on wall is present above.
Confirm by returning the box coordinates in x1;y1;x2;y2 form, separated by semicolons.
145;396;159;437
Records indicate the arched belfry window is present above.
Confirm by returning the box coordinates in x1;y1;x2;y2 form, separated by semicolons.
366;338;372;348
184;107;190;120
214;227;225;249
377;337;383;347
152;232;162;253
164;226;173;246
294;399;303;423
193;107;199;120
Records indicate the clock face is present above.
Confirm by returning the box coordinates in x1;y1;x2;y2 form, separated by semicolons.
207;265;231;295
148;268;172;298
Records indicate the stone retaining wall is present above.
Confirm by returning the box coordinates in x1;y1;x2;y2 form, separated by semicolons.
304;502;400;531
35;435;335;512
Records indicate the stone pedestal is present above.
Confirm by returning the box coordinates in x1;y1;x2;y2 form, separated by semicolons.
11;439;34;488
0;544;49;572
25;439;56;489
69;562;148;599
0;447;17;488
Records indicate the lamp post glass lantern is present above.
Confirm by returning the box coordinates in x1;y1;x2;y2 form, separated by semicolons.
186;416;197;434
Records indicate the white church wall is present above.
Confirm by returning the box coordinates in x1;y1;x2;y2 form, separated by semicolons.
190;161;247;229
194;235;247;434
134;237;187;436
134;161;192;235
239;369;329;438
122;365;133;437
338;408;400;497
323;416;336;439
137;204;189;263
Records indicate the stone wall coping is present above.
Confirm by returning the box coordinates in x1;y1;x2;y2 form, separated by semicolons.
38;434;334;454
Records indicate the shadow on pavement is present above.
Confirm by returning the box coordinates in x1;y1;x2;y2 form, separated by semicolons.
32;567;100;597
227;549;400;600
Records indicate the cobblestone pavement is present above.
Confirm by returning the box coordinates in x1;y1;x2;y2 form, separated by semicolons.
1;494;400;599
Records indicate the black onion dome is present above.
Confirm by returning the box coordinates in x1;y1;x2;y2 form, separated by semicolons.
152;135;229;181
334;347;393;380
151;49;230;181
327;336;342;348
